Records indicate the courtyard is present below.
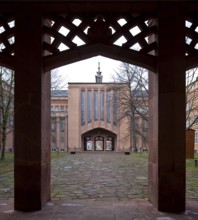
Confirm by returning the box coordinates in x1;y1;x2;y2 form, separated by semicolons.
0;152;198;219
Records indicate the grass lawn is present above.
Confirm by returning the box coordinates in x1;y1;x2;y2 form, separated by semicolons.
0;152;14;174
0;151;68;174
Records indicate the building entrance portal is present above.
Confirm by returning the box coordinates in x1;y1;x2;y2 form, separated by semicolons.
95;136;104;151
83;129;116;151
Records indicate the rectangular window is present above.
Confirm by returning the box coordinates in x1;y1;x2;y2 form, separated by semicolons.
88;90;92;123
60;106;65;112
60;118;65;132
113;90;117;126
100;90;104;121
52;135;56;143
51;118;56;131
61;136;65;144
107;90;111;123
81;90;85;125
94;90;98;121
55;106;59;111
195;132;198;144
51;106;54;111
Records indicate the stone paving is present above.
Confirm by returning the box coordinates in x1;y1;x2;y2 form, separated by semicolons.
51;152;148;203
0;152;198;219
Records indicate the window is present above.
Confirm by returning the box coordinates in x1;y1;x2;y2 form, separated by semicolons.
113;90;117;126
55;106;59;111
51;118;56;131
81;90;85;125
60;118;65;132
100;90;104;120
107;90;111;123
60;106;65;111
195;132;198;144
61;136;65;143
52;135;56;143
88;90;92;123
94;90;98;120
51;106;54;111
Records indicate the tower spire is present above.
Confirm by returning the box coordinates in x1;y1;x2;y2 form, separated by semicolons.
95;62;103;83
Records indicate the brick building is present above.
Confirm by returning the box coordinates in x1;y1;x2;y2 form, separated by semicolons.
50;90;68;152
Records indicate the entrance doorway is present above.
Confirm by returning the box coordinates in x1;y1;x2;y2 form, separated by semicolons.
83;128;116;151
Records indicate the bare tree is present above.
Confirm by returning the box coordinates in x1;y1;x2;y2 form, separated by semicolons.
51;69;67;90
186;68;198;129
113;63;148;152
0;67;14;160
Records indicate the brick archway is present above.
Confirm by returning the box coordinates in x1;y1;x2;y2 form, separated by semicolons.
0;0;198;214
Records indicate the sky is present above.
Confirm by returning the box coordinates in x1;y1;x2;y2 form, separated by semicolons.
55;55;122;87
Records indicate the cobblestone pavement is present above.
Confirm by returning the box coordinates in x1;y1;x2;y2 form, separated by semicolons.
0;152;198;219
51;152;148;203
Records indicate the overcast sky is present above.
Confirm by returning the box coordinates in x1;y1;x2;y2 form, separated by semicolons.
55;55;121;86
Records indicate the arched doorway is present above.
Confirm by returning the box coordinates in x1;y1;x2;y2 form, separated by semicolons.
82;128;116;151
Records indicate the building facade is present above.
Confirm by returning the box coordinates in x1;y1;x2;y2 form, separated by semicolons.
50;90;68;151
67;65;131;152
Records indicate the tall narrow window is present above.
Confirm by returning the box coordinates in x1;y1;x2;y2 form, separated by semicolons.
107;90;111;123
51;117;56;131
113;90;117;126
94;90;98;120
100;90;104;120
81;90;85;125
88;90;92;123
60;118;65;132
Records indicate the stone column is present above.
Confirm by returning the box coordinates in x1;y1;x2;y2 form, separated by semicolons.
149;4;186;212
14;5;51;211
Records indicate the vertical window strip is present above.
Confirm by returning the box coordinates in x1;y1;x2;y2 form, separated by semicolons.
88;90;92;123
100;90;104;120
81;90;85;125
94;90;98;120
107;90;111;123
